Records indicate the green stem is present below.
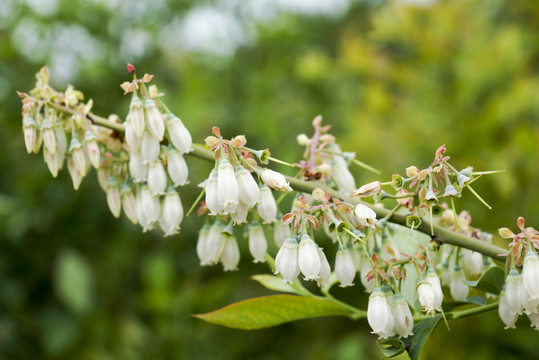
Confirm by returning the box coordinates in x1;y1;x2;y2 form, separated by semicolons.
450;302;498;320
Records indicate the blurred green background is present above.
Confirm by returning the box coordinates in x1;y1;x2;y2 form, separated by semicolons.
1;0;539;359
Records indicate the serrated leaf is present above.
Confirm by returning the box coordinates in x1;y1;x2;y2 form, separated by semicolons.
401;314;441;360
251;275;299;294
462;266;504;294
194;295;353;330
377;338;405;358
54;250;94;313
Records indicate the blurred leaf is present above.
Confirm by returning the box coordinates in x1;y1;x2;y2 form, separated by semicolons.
41;311;79;356
54;249;94;314
402;315;442;360
377;338;406;358
443;296;486;312
194;295;352;330
251;274;300;294
463;266;504;294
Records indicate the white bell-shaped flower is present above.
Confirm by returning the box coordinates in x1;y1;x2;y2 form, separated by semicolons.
450;266;469;301
206;221;225;264
528;312;539;330
258;185;277;223
221;234;240;271
316;245;331;287
159;188;183;236
204;170;222;215
141;130;160;164
125;121;142;152
335;249;356;287
331;156;355;194
167;114;192;154
367;287;392;338
120;184;138;224
523;251;539;301
230;202;249;225
129;151;148;183
462;249;483;277
353;204;377;229
147;161;167;195
499;286;518;329
391;294;414;338
55;125;67;166
274;238;300;284
360;258;375;293
129;96;145;138
298;234;321;281
167;150;189;186
260;169;292;192
273;220;290;248
144;99;165;141
196;224;212;266
41;118;56;154
43;148;59;177
23;116;37;154
505;269;524;314
425;268;443;311
141;185;161;223
417;280;436;315
69;139;86;176
217;159;239;214
67;156;83;190
248;222;267;263
106;176;121;218
236;166;260;208
83;130;100;169
136;191;154;232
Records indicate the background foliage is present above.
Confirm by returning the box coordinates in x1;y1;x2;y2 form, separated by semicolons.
0;0;538;359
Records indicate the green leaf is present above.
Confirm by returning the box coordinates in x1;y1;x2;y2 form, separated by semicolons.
463;266;504;294
377;338;405;358
442;296;486;312
251;275;300;294
194;295;353;330
401;315;441;360
54;249;94;314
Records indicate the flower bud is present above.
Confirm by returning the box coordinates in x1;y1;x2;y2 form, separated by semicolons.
258;185;277;223
83;130;100;169
462;249;483;277
144;99;165;141
354;204;377;229
425;268;443;311
159;187;183;236
216;159;239;214
136;191;154;232
260;169;292;192
221;234;240;271
522;251;539;301
335;249;355;287
167;150;189;186
505;269;524;314
125;120;142;152
443;184;458;197
298;234;321;281
41;117;56;155
67;156;83;190
206;221;225;264
230;201;249;225
204;170;222;216
196;224;212;265
248;221;267;263
367;287;392;338
129;96;145;138
141;185;161;223
417;281;436;315
97;167;110;191
499;286;518;329
331;157;355;194
120;184;138;224
450;266;469;301
274;238;300;284
147;161;167;195
236;166;260;207
141;130;160;164
129;151;148;183
296;133;310;146
69;138;86;176
167;114;192;154
23;116;38;154
392;294;414;338
352;181;382;198
316;245;331;287
273;220;290;248
106;176;121;218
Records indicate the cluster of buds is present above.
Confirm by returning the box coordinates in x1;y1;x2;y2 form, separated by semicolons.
498;217;539;330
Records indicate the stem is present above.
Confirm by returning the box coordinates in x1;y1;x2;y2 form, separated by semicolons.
186;188;205;217
465;184;492;209
450;302;498;320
